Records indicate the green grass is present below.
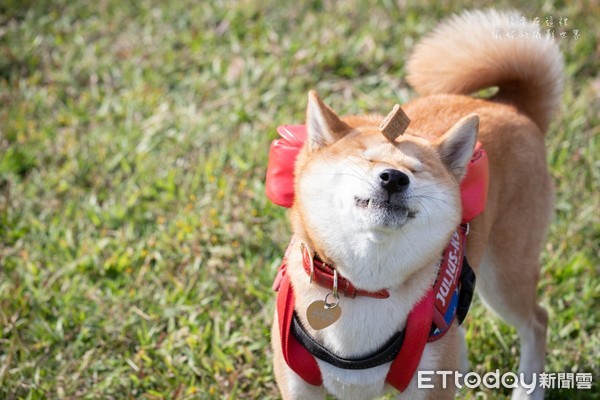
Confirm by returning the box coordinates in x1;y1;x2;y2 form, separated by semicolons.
0;0;598;399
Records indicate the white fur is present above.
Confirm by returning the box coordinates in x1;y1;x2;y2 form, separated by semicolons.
297;143;460;292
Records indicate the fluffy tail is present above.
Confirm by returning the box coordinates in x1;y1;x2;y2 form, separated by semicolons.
406;9;564;133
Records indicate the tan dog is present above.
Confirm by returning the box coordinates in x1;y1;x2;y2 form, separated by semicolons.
272;10;563;400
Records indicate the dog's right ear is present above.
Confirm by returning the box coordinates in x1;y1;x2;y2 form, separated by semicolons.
435;114;479;181
306;91;351;151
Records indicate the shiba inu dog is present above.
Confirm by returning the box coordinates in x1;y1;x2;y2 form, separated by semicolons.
271;9;563;400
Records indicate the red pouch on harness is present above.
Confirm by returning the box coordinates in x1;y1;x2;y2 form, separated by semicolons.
265;125;306;207
460;141;488;223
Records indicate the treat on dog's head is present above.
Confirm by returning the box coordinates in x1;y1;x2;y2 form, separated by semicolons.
379;104;410;141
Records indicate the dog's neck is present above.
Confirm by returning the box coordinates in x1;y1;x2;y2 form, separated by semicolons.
297;237;391;299
290;219;449;293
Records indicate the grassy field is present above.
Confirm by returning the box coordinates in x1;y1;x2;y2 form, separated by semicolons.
0;0;598;399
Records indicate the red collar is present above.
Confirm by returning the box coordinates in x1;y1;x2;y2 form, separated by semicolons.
300;242;390;299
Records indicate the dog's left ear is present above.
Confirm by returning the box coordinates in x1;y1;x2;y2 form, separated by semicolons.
306;91;352;151
435;114;479;181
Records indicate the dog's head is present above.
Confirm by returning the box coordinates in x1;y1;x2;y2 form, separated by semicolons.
291;92;478;290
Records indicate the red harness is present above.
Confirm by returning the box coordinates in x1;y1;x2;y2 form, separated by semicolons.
267;124;489;391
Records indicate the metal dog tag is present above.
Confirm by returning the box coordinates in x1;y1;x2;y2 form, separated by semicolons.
306;293;341;330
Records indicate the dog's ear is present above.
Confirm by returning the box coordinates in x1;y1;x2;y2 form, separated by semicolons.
435;114;479;181
306;91;351;151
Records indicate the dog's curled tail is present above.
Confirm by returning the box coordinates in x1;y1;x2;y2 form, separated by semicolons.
407;9;564;133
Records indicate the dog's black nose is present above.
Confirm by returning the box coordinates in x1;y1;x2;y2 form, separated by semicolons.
379;169;410;194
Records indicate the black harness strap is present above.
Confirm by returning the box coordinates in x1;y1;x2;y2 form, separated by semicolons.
457;257;476;325
291;314;405;370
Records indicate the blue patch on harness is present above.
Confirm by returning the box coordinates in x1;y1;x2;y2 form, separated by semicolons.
430;288;459;339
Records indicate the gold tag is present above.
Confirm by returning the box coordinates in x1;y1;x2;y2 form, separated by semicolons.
306;299;342;330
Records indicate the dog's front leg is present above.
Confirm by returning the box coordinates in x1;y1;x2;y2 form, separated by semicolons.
271;314;326;400
282;368;326;400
